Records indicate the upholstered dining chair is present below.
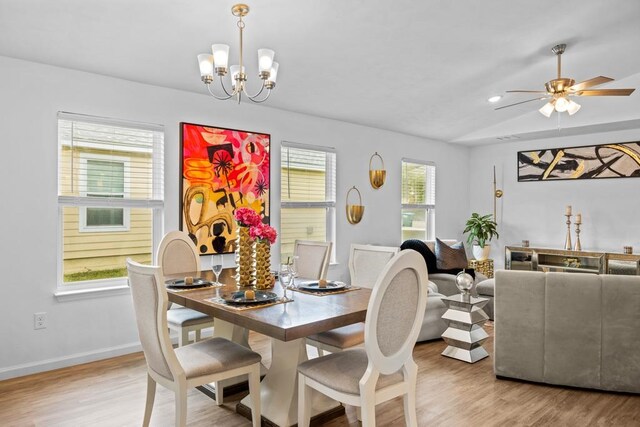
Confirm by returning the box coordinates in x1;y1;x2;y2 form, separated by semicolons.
297;250;428;427
306;244;399;355
126;259;262;427
293;240;332;280
157;231;214;346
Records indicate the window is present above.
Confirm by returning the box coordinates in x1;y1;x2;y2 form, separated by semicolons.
79;156;130;232
57;112;164;288
280;142;336;262
401;159;436;241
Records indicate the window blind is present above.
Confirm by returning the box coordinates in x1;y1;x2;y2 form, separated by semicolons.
281;143;336;208
401;160;436;209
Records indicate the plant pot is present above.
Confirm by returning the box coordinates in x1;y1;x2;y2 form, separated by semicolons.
472;244;491;261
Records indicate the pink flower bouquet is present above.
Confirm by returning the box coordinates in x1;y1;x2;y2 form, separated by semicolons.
234;207;261;227
249;223;278;244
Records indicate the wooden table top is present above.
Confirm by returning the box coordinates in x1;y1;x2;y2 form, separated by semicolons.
166;269;371;342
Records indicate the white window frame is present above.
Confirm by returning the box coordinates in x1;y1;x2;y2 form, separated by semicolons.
280;141;337;262
56;112;164;296
78;153;131;233
401;158;436;241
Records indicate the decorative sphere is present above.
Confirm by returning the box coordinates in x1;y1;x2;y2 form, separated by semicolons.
455;270;474;294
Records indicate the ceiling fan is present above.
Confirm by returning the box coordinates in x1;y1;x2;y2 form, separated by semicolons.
496;44;635;117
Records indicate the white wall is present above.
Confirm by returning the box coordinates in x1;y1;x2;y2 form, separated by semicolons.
0;56;470;378
469;129;640;268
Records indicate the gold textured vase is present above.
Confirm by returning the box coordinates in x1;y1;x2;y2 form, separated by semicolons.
235;226;255;287
255;240;273;289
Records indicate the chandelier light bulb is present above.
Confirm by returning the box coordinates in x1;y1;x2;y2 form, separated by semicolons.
567;99;581;115
554;96;569;112
268;62;279;84
258;49;275;74
538;101;555;117
211;44;230;70
197;54;214;81
229;65;245;89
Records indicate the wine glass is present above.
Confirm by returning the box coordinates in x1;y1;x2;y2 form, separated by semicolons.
279;263;292;301
288;256;299;289
211;254;223;286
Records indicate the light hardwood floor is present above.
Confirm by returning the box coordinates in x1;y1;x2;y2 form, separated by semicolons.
1;323;639;426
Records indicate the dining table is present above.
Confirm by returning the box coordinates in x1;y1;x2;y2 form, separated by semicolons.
165;268;371;427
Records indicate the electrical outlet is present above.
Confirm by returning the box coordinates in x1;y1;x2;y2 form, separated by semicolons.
34;312;47;330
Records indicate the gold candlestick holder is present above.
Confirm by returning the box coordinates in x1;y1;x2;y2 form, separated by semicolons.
564;214;572;251
574;223;582;251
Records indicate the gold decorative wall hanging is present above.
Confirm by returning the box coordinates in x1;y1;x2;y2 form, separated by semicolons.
346;186;365;224
369;152;386;189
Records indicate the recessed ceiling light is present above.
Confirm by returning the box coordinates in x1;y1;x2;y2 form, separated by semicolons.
488;95;502;103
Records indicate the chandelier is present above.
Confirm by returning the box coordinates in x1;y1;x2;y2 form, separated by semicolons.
197;4;278;103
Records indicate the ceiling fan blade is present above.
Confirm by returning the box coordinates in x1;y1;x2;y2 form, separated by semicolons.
495;97;547;110
506;90;547;93
575;88;635;96
568;76;614;92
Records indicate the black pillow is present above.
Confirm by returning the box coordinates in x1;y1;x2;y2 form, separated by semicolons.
400;239;438;274
401;239;475;279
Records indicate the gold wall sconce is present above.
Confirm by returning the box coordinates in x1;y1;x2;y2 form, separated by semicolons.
369;152;386;189
493;165;503;222
346;186;365;224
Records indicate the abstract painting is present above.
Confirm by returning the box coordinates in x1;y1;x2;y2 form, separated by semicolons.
518;142;640;182
180;123;270;254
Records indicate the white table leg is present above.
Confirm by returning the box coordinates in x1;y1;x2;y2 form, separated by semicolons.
240;338;340;427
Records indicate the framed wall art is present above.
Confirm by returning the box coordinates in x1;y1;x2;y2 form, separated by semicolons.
180;122;270;254
518;142;640;182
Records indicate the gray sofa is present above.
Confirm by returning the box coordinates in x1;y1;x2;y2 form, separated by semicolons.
494;270;640;393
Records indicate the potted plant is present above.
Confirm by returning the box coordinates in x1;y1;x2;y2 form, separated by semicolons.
463;213;499;260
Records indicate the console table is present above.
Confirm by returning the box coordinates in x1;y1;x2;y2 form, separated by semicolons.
505;246;640;275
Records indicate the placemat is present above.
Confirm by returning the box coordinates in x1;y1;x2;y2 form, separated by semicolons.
205;296;293;311
167;283;223;293
292;286;361;297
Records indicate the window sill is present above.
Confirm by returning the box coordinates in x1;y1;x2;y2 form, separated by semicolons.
54;284;130;302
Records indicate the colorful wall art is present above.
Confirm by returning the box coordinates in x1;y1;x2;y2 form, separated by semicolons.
518;142;640;182
180;123;270;254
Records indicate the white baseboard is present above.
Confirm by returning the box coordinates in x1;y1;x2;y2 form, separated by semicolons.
0;341;143;381
0;334;187;381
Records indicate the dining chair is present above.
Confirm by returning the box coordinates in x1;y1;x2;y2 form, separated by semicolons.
297;250;428;427
126;259;262;427
293;240;332;280
306;244;399;355
157;231;214;346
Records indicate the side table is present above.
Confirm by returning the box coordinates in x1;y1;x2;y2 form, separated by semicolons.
441;294;490;363
468;258;494;278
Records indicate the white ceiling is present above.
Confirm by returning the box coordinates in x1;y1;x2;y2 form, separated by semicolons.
1;0;639;145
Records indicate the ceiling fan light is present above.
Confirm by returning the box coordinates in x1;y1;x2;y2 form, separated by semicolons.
554;96;569;112
539;101;555;117
567;100;581;115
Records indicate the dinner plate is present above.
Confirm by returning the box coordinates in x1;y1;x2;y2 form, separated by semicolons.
165;278;212;288
298;281;346;292
222;290;279;305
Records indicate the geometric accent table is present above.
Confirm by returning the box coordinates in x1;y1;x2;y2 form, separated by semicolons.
441;294;490;363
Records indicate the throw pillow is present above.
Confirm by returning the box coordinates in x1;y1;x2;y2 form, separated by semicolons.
400;239;438;274
435;238;468;270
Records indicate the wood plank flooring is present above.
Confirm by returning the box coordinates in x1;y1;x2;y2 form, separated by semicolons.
1;323;639;426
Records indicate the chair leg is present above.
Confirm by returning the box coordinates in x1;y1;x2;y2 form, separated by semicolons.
175;389;187;427
402;360;418;427
179;328;189;347
298;375;311;427
248;365;262;427
195;329;202;342
360;400;376;427
356;406;362;422
214;381;223;406
317;347;325;357
143;374;156;427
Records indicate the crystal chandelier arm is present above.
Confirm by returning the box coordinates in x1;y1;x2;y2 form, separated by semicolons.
206;82;235;101
246;88;272;104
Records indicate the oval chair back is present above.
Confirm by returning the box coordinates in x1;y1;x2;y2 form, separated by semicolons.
364;250;428;375
157;231;200;276
127;259;184;382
